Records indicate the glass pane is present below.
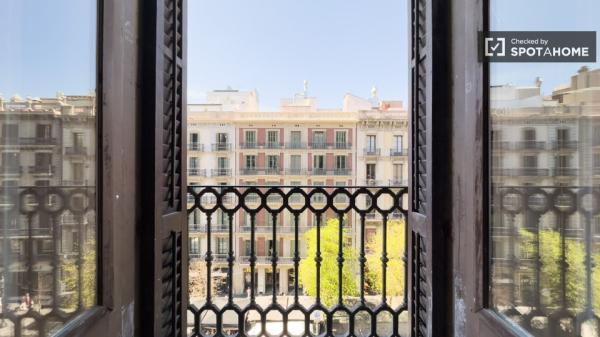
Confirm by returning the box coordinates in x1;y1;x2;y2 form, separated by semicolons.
0;1;97;336
489;1;599;336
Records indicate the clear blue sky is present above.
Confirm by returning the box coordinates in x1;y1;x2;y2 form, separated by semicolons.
1;0;598;105
0;0;97;99
188;0;409;110
490;0;600;95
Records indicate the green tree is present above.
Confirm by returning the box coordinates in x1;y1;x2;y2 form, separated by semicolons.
299;217;359;307
519;229;586;311
365;220;405;299
61;240;96;310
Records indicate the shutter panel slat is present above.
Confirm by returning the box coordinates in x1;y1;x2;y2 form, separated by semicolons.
141;0;188;336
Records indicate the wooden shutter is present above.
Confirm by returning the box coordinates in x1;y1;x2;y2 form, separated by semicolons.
408;0;451;336
140;0;188;336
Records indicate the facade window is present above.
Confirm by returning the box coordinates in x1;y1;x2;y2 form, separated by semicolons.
246;155;256;169
594;153;600;168
335;155;346;170
216;237;228;255
366;163;376;180
290;155;301;170
72;163;84;183
216;132;228;144
1;124;18;139
313;155;324;170
335;130;346;148
189;157;199;168
36;124;52;140
556;128;569;142
245;130;256;146
313;131;325;146
290;131;301;146
217;157;229;169
555;155;570;168
393;164;402;182
267;155;279;170
267;130;279;147
190;132;199;144
521;155;537;168
367;135;377;151
521;128;536;141
394;135;403;151
1;152;20;171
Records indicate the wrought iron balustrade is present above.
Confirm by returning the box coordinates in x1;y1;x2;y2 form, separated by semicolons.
363;148;381;156
0;186;96;337
490;185;600;336
187;185;409;337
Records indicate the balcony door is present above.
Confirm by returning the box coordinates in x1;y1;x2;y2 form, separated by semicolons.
139;0;189;336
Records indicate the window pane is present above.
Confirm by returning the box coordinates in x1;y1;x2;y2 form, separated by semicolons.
0;0;97;336
489;1;599;335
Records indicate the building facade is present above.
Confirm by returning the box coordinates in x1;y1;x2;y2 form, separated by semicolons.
0;93;96;308
187;89;408;296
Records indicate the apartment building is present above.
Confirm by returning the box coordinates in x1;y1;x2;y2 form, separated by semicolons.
0;93;96;306
187;88;408;296
489;67;600;305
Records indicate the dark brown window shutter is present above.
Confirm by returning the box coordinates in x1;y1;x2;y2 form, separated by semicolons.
409;0;451;336
140;0;188;336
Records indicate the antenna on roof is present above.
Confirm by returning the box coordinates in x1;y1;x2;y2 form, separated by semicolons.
303;80;309;98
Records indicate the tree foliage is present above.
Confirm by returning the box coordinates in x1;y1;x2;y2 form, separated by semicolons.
519;228;594;311
299;217;359;307
365;220;405;298
61;240;96;310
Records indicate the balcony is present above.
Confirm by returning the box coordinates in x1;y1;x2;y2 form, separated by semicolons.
309;168;329;176
0;165;23;175
553;167;579;176
333;168;350;176
308;142;352;150
187;184;408;337
491;168;550;177
188;143;204;151
239;167;282;175
188;168;207;177
264;142;283;149
239;142;258;149
64;146;87;155
309;142;328;149
284;168;307;175
389;179;408;186
363;148;381;156
28;165;56;175
390;148;408;157
189;224;229;233
333;142;352;149
551;140;578;150
491;141;511;150
211;168;232;177
284;142;307;149
9;137;58;146
514;140;545;150
211;143;231;152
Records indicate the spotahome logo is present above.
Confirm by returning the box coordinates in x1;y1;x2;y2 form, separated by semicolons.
480;31;596;62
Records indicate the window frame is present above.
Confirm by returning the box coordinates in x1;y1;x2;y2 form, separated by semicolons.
453;0;541;335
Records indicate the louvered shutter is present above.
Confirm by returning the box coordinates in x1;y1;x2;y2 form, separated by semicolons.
141;0;188;336
408;0;450;336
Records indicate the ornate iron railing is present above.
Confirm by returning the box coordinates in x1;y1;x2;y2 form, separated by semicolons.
490;186;600;336
0;186;96;337
187;185;409;337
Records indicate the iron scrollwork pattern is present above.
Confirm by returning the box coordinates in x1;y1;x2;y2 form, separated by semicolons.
186;185;409;337
0;186;96;336
491;186;600;336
